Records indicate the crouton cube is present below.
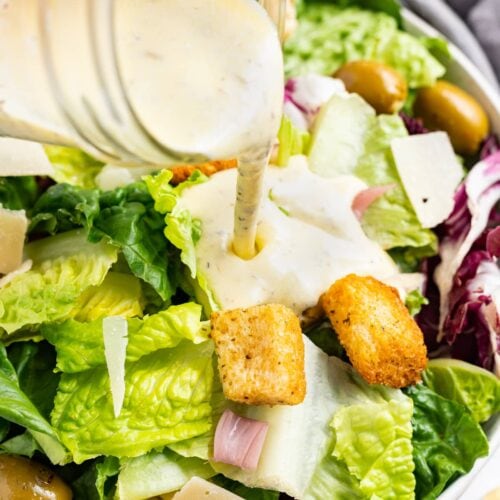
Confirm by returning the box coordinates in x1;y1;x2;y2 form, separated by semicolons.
210;304;305;405
321;274;427;388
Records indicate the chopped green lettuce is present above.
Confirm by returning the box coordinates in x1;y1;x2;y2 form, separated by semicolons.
117;449;215;500
331;400;415;499
145;170;219;313
43;303;208;373
0;343;59;442
405;289;429;316
51;340;214;462
422;359;500;423
305;439;363;500
276;116;310;166
0;231;117;335
29;181;175;301
284;5;445;88
406;384;489;500
0;176;39;211
72;273;144;322
354;114;437;251
44;145;104;189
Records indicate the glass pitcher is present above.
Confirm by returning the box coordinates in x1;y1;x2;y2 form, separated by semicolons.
0;0;286;166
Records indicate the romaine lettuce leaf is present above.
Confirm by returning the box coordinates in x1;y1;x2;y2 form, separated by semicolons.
70;456;120;500
7;342;60;420
29;183;99;236
43;303;208;373
72;272;144;322
276;115;310;166
331;401;415;499
145;170;219;312
405;289;429;316
354;114;437;252
90;182;175;300
0;343;58;440
117;449;215;500
406;384;489;500
0;231;117;334
29;181;176;301
0;176;39;211
305;438;363;500
284;5;444;87
422;359;500;423
51;340;214;462
44;145;104;189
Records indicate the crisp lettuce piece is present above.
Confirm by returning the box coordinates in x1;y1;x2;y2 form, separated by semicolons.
145;170;219;313
0;344;59;442
332;401;415;499
72;272;144;322
117;449;215;500
0;176;38;211
405;289;429;316
304;437;363;500
422;359;500;423
44;145;104;188
284;5;445;88
29;183;99;236
276;116;310;166
0;231;117;334
51;340;214;462
29;181;175;302
43;303;208;373
145;169;204;276
406;384;489;500
354;114;437;252
71;456;120;500
90;182;175;301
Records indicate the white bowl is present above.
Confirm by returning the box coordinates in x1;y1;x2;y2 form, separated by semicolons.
403;8;500;499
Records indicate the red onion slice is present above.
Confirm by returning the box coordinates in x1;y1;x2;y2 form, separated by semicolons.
352;184;395;219
214;409;269;471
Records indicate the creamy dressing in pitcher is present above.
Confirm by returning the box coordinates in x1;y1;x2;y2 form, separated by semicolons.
0;0;284;256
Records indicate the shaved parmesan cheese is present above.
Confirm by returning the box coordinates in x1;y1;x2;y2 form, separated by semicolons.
0;208;28;274
391;132;463;228
103;316;128;418
173;477;243;500
0;138;54;176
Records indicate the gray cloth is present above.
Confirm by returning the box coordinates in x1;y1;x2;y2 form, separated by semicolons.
403;0;500;92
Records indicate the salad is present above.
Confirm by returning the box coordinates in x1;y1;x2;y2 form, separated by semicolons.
0;0;499;499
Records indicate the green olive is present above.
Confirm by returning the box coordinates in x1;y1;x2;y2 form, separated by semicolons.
0;454;72;500
413;80;489;155
334;60;408;114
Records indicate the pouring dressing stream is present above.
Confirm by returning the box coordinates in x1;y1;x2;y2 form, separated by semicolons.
0;0;284;259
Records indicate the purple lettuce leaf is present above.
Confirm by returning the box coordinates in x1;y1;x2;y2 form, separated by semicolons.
480;134;500;161
417;153;500;374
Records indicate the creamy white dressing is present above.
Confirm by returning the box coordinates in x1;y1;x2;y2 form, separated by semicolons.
0;0;283;257
180;156;401;314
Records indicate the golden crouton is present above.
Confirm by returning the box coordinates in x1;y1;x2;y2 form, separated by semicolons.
170;159;237;185
321;274;427;388
210;304;305;405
